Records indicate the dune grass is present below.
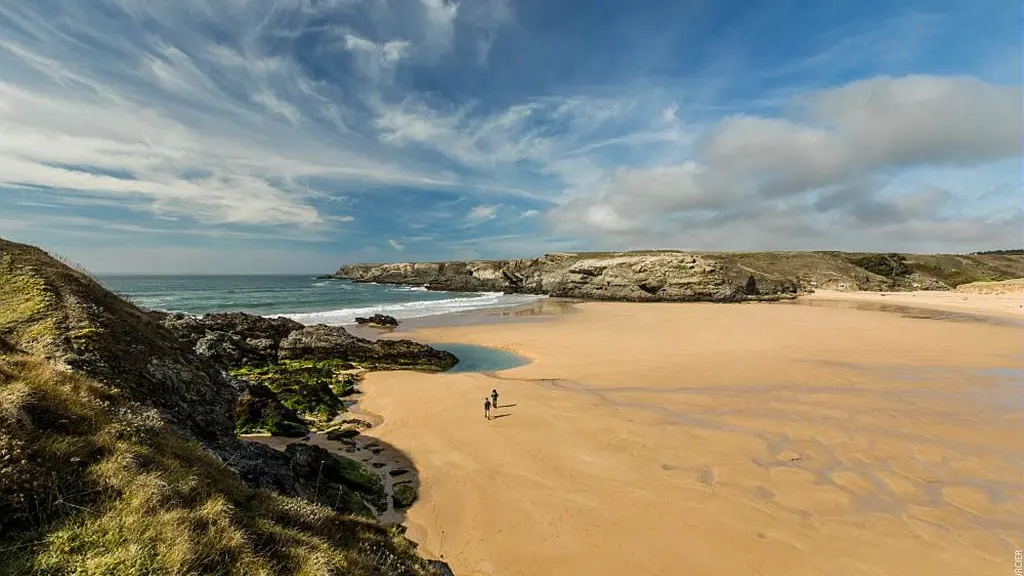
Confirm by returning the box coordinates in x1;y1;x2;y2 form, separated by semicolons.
0;355;438;576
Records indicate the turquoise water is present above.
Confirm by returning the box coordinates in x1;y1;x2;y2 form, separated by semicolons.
96;275;542;325
432;343;530;373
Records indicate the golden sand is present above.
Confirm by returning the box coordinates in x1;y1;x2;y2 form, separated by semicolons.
357;293;1023;575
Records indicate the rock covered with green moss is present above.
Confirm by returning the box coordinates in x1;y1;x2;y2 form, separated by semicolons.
284;443;388;515
230;360;354;428
234;381;310;437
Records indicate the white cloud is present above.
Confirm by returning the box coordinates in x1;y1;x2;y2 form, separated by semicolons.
550;75;1023;251
342;32;412;84
388;239;406;251
419;0;460;56
520;209;539;217
0;1;489;227
466;204;501;223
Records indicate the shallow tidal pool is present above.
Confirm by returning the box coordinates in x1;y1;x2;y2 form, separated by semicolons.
432;343;530;373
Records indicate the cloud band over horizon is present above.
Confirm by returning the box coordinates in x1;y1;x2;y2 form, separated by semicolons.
0;0;1020;273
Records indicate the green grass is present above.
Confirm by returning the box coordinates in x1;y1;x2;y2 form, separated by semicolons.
0;253;61;351
0;355;440;576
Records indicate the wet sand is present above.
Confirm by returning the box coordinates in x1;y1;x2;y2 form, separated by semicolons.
357;295;1024;576
800;289;1024;320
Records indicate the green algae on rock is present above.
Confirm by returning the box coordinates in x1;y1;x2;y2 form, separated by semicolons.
392;484;418;509
230;360;353;428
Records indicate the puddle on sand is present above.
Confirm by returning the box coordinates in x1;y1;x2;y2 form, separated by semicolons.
432;343;531;373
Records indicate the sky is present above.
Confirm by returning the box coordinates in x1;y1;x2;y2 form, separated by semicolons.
0;0;1021;273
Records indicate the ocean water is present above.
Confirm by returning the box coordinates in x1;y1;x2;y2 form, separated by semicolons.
96;275;543;325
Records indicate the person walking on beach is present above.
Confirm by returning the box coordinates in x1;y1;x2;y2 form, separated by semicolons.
490;388;499;409
484;397;492;420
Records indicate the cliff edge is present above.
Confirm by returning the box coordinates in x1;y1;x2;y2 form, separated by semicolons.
0;238;450;575
333;251;1024;301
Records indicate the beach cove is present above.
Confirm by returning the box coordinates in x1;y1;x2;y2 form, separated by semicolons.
356;293;1024;576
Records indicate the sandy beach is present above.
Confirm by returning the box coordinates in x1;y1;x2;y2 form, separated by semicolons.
354;291;1023;576
801;289;1024;320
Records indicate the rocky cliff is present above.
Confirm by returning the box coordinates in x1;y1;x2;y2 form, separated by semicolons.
0;238;452;575
333;251;1024;301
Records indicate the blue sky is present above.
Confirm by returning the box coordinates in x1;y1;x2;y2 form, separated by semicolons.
0;0;1020;273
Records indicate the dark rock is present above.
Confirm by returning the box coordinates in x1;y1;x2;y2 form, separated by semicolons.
159;312;303;365
234;382;309;437
392;483;418;509
284;443;387;512
279;325;458;370
195;330;257;366
354;313;400;327
325;427;361;441
388;468;411;478
427;560;456;576
341;418;374;429
0;336;20;354
744;275;760;296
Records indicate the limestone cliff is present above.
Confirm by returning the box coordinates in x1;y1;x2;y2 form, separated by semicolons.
333;251;1024;300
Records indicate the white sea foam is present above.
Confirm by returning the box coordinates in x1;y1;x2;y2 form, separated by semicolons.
284;292;544;326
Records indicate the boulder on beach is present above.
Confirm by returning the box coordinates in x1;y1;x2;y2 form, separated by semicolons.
325;426;361;441
393;483;418;509
354;313;400;327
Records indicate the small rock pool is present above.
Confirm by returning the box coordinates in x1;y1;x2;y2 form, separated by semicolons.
432;343;530;373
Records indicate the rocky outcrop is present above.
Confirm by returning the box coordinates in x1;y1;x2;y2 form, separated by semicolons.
156;312;457;432
335;252;798;301
279;325;458;370
284;443;388;515
355;313;400;327
159;312;454;371
158;311;303;365
333;250;1024;299
234;381;310;437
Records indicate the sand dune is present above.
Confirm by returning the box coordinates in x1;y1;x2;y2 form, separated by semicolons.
359;299;1023;576
955;279;1024;295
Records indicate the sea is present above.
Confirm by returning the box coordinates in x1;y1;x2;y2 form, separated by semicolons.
96;275;544;325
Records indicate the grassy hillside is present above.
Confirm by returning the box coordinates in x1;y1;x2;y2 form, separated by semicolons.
0;238;447;575
0;355;438;576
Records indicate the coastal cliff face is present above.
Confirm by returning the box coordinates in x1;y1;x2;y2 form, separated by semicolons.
0;238;451;575
334;251;1024;300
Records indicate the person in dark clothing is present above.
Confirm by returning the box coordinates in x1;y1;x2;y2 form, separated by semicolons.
484;397;492;420
490;388;499;409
